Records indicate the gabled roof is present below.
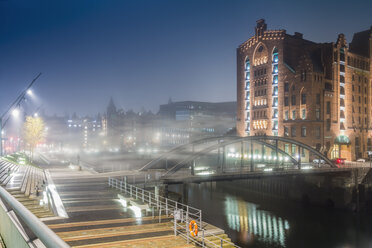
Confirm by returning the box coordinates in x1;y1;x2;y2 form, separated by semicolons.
349;29;371;57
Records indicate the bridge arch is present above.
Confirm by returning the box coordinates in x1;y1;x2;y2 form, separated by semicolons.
139;136;335;176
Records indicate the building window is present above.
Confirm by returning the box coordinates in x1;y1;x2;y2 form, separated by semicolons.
301;70;307;81
340;75;345;83
273;86;278;96
284;126;289;137
285;144;289;154
301;109;306;119
340;86;345;95
273;98;278;107
326;101;331;115
301;126;307;137
316;94;320;104
284;97;289;106
291;95;296;105
291;144;296;155
291;126;296;137
284;110;289;120
316;109;320;120
301;93;306;104
326;119;331;131
284;83;289;92
292;110;296;120
315;126;321;139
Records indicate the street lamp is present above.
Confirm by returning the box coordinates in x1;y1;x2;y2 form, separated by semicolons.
12;108;20;118
0;73;41;156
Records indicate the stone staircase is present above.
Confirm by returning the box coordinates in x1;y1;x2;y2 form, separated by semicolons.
46;215;196;248
0;158;54;218
195;233;235;248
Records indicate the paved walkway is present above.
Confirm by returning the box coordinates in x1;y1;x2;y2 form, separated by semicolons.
39;161;195;247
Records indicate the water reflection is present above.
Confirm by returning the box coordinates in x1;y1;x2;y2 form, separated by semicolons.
225;196;289;247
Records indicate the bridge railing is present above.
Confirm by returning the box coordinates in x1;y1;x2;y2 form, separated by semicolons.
108;177;201;225
108;177;239;248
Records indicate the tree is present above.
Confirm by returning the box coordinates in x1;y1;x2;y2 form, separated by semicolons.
23;116;45;160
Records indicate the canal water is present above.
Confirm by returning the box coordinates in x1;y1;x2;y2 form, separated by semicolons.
169;181;372;248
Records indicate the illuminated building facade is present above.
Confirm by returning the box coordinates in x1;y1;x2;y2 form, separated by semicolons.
237;19;372;160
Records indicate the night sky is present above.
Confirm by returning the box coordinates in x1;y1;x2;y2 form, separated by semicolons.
1;0;372;116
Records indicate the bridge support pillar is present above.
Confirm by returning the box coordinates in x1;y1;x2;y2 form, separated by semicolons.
250;141;254;172
217;139;221;168
298;146;301;169
222;146;225;173
164;184;169;198
182;183;188;205
275;139;278;168
241;141;244;170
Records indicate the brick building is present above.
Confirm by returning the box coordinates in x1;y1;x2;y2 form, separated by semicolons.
237;19;372;161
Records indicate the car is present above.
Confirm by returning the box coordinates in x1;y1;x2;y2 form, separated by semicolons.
332;158;345;166
356;158;366;162
312;159;325;164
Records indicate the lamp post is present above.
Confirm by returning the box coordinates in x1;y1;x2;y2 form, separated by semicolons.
0;73;41;156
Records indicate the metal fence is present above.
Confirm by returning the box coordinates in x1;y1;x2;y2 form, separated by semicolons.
108;177;239;248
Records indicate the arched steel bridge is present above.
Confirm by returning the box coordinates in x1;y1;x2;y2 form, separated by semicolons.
139;136;335;177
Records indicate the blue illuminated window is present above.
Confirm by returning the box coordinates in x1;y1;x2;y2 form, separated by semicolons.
273;86;278;96
273;64;278;74
273;97;278;107
273;75;278;84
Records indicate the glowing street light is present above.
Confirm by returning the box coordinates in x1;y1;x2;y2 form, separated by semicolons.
12;109;20;118
0;73;41;156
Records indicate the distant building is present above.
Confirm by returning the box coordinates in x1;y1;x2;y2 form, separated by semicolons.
237;19;372;160
157;100;236;146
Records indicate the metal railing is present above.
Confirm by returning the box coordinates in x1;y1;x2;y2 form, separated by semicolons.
0;186;69;248
108;177;240;248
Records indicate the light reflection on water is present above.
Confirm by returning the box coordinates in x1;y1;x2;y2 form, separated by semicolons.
225;196;289;247
171;181;372;248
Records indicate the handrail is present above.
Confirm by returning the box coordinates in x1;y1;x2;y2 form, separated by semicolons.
108;177;240;248
0;186;70;248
